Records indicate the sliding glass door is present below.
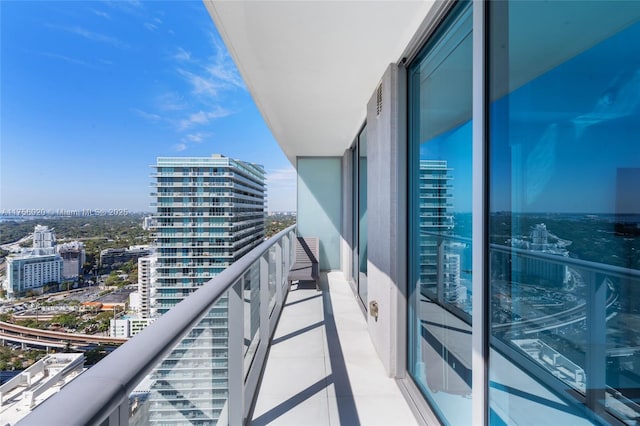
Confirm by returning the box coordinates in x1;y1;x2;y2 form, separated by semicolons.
407;2;473;423
352;125;368;306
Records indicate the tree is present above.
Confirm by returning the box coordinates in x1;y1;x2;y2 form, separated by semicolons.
51;313;80;329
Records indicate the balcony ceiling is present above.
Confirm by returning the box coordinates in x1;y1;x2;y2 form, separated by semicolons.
205;0;435;165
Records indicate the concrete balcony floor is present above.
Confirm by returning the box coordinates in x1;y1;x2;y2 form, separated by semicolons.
250;272;418;426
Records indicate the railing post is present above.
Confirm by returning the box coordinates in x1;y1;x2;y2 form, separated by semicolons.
283;235;290;288
104;398;128;425
275;241;284;308
259;254;270;345
227;279;245;425
437;237;445;305
585;269;607;415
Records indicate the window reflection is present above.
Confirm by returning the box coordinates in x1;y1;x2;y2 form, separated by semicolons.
408;2;473;424
358;127;368;304
489;2;640;424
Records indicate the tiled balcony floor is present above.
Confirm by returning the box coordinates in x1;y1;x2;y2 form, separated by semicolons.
250;272;418;426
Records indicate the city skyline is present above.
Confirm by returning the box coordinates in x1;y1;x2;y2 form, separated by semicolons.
1;1;296;212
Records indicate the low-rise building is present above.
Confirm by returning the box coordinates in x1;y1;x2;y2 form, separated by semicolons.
0;353;84;425
99;246;152;273
109;317;154;338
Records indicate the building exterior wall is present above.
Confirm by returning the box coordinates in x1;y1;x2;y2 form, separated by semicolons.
150;155;265;424
365;64;407;376
7;254;63;296
32;225;56;249
57;242;86;280
99;248;151;273
296;157;342;271
138;255;156;320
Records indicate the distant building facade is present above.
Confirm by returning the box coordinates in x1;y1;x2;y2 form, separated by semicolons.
5;251;64;297
137;254;157;320
149;155;266;424
3;226;64;298
142;216;158;231
0;353;84;424
506;223;570;287
57;241;86;281
110;318;153;338
32;225;56;249
100;246;152;273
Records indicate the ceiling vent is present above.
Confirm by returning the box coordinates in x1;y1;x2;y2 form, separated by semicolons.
376;83;383;117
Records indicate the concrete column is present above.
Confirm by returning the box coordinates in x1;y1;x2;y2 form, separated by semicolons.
365;64;407;376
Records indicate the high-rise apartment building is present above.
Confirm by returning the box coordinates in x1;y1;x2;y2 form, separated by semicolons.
418;160;454;288
33;225;56;250
5;251;64;297
3;226;64;297
57;241;86;281
148;155;265;424
137;254;156;320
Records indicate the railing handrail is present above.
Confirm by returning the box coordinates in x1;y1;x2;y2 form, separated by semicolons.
420;230;640;279
19;224;296;426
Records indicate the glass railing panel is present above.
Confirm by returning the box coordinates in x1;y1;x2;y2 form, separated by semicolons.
267;246;277;317
20;225;296;426
490;241;640;424
243;261;260;377
130;292;231;426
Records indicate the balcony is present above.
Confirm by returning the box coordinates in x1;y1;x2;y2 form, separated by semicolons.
20;225;417;425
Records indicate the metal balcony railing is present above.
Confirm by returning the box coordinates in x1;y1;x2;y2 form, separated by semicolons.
20;225;296;426
420;230;640;424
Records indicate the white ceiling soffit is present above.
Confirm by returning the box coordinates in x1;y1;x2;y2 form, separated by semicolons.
205;1;435;165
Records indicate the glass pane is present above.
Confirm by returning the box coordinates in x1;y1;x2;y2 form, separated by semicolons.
358;126;368;304
489;2;640;424
352;146;359;284
137;293;230;425
407;2;473;424
244;263;260;375
268;247;277;316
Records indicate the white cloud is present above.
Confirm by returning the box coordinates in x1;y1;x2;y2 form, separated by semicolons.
173;47;192;62
177;68;221;97
53;25;128;48
102;1;145;18
131;108;162;122
178;107;234;130
144;22;158;32
266;167;297;212
40;52;91;67
173;143;187;152
156;92;187;111
185;132;211;143
91;9;111;20
267;166;297;189
174;33;245;100
205;34;245;90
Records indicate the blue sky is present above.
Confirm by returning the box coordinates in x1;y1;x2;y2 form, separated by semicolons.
1;0;296;212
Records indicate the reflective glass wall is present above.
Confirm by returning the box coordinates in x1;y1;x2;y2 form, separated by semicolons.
488;2;640;424
407;2;473;424
351;125;368;306
358;127;368;304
